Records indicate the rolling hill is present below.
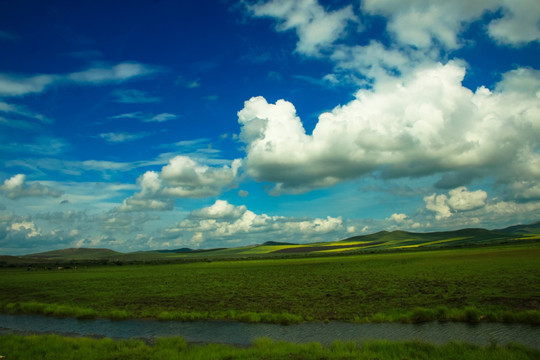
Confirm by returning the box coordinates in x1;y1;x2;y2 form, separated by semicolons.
2;221;538;265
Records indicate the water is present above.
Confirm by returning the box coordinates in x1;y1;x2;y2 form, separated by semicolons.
0;314;538;349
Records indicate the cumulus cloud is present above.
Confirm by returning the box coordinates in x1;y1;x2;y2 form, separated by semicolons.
363;0;540;49
247;0;358;56
119;156;241;212
329;41;418;85
189;200;247;220
446;187;487;211
0;174;63;199
424;193;453;220
362;0;491;49
487;0;540;45
161;156;241;198
9;220;41;238
162;200;344;247
237;62;540;197
387;213;422;229
425;186;487;219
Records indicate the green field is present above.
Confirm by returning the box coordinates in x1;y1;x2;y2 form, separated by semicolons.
1;243;539;324
1;334;538;360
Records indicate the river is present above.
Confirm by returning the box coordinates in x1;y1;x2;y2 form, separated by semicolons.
0;314;538;348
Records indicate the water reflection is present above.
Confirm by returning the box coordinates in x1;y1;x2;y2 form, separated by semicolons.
0;314;538;349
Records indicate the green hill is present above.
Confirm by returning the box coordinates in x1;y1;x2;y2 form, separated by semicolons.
2;221;538;265
24;247;122;260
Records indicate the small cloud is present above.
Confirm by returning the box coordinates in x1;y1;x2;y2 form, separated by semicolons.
99;132;146;143
0;174;62;199
112;89;160;103
176;75;201;88
388;213;408;223
189;200;247;220
69;62;159;84
144;113;178;123
108;112;143;120
186;80;201;88
238;190;249;197
203;95;219;101
267;71;283;81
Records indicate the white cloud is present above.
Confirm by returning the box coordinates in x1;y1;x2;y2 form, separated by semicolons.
387;213;422;229
329;41;419;85
9;220;41;238
108;112;143;120
108;112;178;123
0;62;158;97
0;73;57;97
363;0;540;49
247;0;357;56
0;174;63;199
423;193;450;220
68;62;158;84
447;187;487;211
425;186;487;219
0;101;53;124
189;200;247;220
145;113;178;122
237;62;540;197
163;200;344;247
363;0;494;49
161;156;241;198
98;132;146;143
119;197;174;212
487;0;540;45
388;213;408;223
119;156;242;212
112;89;160;103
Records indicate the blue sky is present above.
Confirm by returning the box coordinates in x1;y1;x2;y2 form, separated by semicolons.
1;0;539;255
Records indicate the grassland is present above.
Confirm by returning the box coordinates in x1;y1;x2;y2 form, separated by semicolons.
5;221;538;264
0;334;538;360
1;243;539;324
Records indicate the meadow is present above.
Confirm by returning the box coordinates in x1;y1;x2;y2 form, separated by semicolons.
1;243;539;324
0;334;539;360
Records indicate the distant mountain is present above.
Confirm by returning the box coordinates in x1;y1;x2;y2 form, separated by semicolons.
156;248;193;253
24;248;121;260
262;241;297;246
497;221;540;235
1;221;537;265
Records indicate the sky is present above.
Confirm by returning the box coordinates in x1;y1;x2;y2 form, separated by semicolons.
1;0;539;255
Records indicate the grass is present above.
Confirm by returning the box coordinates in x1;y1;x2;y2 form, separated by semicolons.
1;244;539;324
0;334;538;360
